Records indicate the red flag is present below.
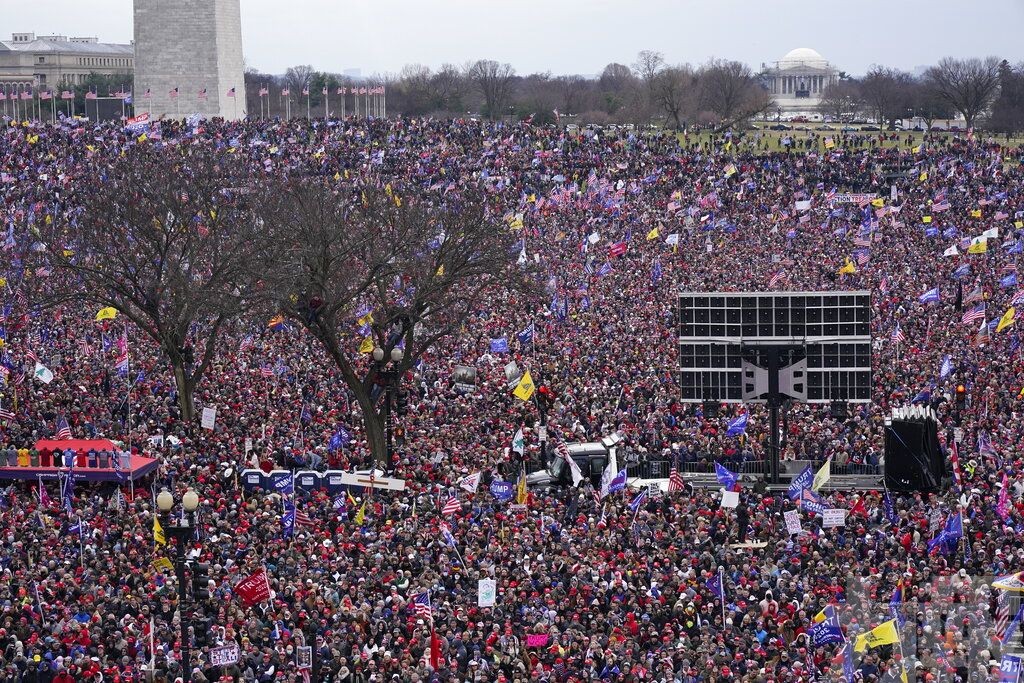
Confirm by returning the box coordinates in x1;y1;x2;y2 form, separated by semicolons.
608;242;627;258
430;629;442;669
234;569;271;606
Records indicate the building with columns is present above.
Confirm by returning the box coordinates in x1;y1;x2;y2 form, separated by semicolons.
0;32;133;90
761;48;839;113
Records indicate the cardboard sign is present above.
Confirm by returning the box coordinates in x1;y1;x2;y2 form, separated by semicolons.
209;643;239;666
478;579;496;607
784;509;802;536
201;406;217;431
822;508;847;528
720;490;739;508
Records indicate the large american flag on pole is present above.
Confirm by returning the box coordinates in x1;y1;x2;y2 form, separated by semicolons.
668;464;685;494
55;417;72;440
995;589;1011;639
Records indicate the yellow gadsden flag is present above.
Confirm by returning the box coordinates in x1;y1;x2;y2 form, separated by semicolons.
513;370;536;401
854;619;900;653
997;307;1016;333
837;258;857;276
95;307;118;322
153;516;166;546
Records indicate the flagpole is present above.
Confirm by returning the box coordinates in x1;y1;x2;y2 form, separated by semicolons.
719;565;726;628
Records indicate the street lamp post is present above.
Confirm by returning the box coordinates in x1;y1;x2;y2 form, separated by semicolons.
372;346;404;471
157;488;200;683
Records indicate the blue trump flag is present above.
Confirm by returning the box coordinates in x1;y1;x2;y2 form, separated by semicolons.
940;355;953;379
651;259;663;284
715;462;738;489
490;337;509;353
919;287;941;303
809;612;844;646
1003;273;1019;289
883;490;899;526
705;573;724;599
489;480;514;502
725;413;748;437
281;505;295;538
788;466;814;500
516;324;534;345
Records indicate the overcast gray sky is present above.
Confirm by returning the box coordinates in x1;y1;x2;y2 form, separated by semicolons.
9;0;1023;77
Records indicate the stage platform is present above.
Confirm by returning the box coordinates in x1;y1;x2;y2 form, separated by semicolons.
0;455;159;483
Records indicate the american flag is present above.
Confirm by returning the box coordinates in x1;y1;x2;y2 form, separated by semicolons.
995;589;1011;639
198;88;207;100
302;86;309;96
61;90;73;100
55;417;72;440
962;305;986;324
85;91;97;100
878;276;889;294
1012;290;1024;307
39;91;51;101
115;352;129;376
227;87;236;98
260;365;274;378
1002;263;1017;275
768;271;785;289
556;442;570;460
294;509;315;528
891;324;906;344
412;592;432;619
0;403;14;422
337;87;345;95
168;87;178;98
25;349;39;363
281;88;290;96
441;497;460;516
258;87;268;96
0;366;8;383
855;250;870;266
143;88;152;99
668;465;685;494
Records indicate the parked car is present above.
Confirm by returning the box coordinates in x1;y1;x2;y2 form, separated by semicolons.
841;126;858;132
769;124;792;131
862;126;881;131
817;124;835;131
526;434;622;490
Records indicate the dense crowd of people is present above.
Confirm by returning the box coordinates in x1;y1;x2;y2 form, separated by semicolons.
0;112;1023;682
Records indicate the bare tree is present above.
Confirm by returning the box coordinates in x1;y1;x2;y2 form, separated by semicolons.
633;50;665;91
283;64;315;98
924;56;1001;130
395;64;434;115
555;75;589;114
465;59;517;119
989;60;1024;136
431;63;466;113
816;81;861;122
651;65;697;130
860;66;914;127
599;63;635;92
256;181;532;465
698;59;771;130
36;147;260;423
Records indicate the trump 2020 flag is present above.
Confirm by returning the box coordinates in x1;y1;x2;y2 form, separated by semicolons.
725;413;748;437
715;463;738;489
490;338;509;354
809;612;845;646
234;569;272;606
940;355;953;379
705;573;724;599
788;465;814;500
919;287;941;303
489;480;514;502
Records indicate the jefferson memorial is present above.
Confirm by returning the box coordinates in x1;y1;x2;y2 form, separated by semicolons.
761;48;839;112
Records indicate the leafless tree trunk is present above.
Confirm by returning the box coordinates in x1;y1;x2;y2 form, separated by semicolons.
254;181;535;466
925;56;1002;130
466;60;517;119
34;147;259;423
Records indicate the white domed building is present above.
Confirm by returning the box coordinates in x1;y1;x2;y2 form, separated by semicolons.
762;48;839;112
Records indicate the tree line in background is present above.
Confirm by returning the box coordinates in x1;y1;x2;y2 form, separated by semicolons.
244;53;1024;135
